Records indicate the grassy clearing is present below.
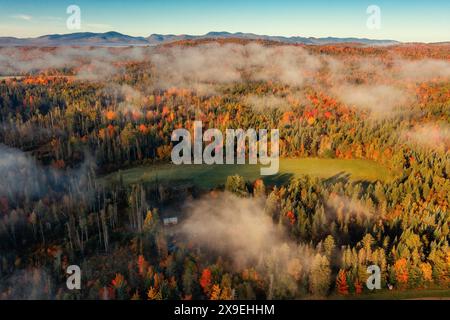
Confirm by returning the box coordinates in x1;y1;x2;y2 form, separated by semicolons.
100;158;393;189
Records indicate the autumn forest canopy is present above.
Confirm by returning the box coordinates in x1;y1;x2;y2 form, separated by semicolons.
0;39;449;300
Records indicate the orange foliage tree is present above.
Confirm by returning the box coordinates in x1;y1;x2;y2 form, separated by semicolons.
393;258;409;287
336;269;349;295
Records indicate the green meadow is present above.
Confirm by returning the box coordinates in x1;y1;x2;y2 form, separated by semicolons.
101;158;393;189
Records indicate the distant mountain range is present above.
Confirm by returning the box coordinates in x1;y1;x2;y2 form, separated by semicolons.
0;31;401;47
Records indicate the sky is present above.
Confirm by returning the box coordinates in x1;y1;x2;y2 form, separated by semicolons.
0;0;449;42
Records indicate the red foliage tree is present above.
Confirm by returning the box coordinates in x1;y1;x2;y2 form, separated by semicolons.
354;279;363;294
336;270;349;295
200;268;212;294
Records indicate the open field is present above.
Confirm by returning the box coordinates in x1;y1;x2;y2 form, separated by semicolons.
101;158;393;189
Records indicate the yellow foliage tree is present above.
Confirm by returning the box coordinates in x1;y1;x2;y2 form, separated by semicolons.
420;262;433;283
210;284;221;300
147;286;162;300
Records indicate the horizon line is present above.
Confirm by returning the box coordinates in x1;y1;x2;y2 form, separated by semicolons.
0;30;402;42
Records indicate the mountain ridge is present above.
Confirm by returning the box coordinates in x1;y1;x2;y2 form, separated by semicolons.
0;31;402;47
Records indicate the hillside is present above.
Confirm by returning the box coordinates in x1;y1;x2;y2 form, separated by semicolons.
0;31;400;47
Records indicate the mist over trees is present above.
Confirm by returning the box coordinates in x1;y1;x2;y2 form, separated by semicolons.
0;40;448;299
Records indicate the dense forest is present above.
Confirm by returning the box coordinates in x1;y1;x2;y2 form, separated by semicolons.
0;40;448;299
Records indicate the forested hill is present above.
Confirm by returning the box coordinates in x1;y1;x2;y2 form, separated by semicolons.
0;31;400;47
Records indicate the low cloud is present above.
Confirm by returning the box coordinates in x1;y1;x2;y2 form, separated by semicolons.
151;43;321;93
0;144;95;201
179;193;278;268
101;84;146;116
326;193;375;221
0;144;47;199
333;84;412;117
395;59;450;82
0;268;54;300
76;60;121;81
1;43;449;121
0;47;150;79
400;122;450;152
178;192;319;274
244;94;290;113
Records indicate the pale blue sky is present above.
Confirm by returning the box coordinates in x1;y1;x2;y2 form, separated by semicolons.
0;0;449;42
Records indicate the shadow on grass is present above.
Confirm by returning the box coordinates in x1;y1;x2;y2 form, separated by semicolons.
262;172;294;186
324;171;351;185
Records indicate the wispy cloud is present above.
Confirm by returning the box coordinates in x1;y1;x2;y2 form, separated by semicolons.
86;23;113;30
40;16;63;21
11;14;32;21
